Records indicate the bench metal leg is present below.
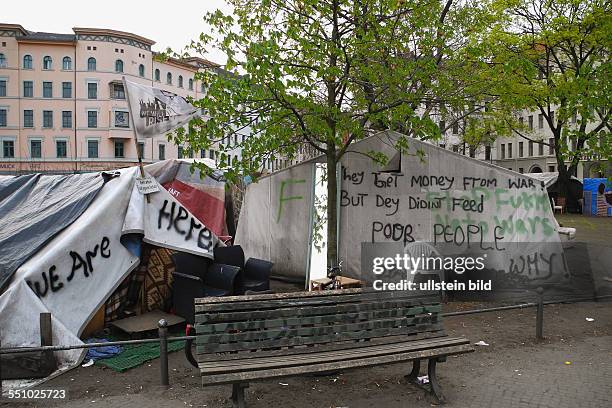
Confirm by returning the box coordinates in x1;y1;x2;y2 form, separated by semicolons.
405;359;421;383
428;358;446;404
231;382;248;408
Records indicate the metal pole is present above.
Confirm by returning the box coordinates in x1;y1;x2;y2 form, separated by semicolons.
1;327;3;392
158;319;169;387
536;287;544;341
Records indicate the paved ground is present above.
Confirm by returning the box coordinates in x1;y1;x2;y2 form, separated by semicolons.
2;213;611;408
3;300;610;408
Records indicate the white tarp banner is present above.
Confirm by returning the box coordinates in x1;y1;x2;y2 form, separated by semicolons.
0;166;218;390
123;77;198;138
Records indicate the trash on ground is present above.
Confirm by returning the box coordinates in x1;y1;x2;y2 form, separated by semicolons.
417;375;429;385
279;382;289;386
585;317;595;322
81;359;94;367
474;340;489;346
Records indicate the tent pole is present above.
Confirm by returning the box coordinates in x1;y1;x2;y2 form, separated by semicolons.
122;76;150;203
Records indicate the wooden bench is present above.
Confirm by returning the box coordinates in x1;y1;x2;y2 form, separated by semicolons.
194;288;473;407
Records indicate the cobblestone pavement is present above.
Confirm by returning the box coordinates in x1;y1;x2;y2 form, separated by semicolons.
5;334;610;408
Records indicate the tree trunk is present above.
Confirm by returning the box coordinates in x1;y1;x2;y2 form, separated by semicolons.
326;149;339;268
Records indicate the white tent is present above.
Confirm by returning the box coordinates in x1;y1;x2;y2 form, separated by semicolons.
236;131;570;292
0;160;223;388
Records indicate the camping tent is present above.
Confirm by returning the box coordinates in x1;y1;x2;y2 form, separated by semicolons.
0;159;227;388
236;131;572;297
583;178;612;216
524;172;583;213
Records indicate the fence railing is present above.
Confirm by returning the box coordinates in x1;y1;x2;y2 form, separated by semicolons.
1;291;610;390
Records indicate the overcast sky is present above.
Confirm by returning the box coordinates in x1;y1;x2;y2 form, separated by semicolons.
3;0;231;64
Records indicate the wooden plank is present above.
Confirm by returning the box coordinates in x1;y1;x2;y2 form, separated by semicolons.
196;331;448;362
195;305;440;334
196;314;437;344
199;337;470;373
195;291;439;313
110;311;184;334
196;298;440;323
196;323;444;354
196;288;438;304
201;343;474;385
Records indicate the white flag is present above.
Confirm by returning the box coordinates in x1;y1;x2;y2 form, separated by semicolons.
123;77;199;138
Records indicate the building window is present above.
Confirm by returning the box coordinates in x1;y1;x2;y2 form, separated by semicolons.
158;144;165;160
62;111;72;128
43;56;52;70
177;146;183;159
178;75;183;88
166;72;172;85
87;140;98;158
87;82;97;99
23;54;32;69
0;109;6;127
200;149;206;158
87;111;98;128
0;79;6;97
208;149;215;159
87;57;96;71
3;140;15;158
62;82;72;98
501;144;505;159
528;141;533;156
548;165;555;172
43;81;53;98
484;145;491;161
519;168;524;174
139;64;145;77
111;83;125;99
469;147;475;158
528;115;533;130
56;140;67;158
42;110;53;128
155;69;160;81
201;83;206;93
538;113;544;129
30;140;42;158
23;81;33;97
137;142;145;158
115;59;123;73
114;141;124;158
114;111;129;128
24;110;33;128
452;145;458;153
549;138;554;155
0;53;7;68
518;117;523;126
518;142;523;157
188;78;193;90
538;142;544;156
452;121;459;135
508;143;513;158
439;121;445;134
62;56;72;70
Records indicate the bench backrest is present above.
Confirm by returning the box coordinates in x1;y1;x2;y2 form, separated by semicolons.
194;289;444;361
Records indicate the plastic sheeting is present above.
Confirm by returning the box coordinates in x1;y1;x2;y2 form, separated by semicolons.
0;172;106;289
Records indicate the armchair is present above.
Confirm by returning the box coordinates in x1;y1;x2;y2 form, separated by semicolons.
213;245;273;294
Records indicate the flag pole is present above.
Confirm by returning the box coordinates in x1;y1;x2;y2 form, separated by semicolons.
122;76;150;203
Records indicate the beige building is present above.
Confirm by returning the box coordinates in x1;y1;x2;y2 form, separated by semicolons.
493;110;609;178
0;23;235;175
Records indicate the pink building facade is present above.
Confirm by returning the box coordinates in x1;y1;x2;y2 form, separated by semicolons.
0;23;221;174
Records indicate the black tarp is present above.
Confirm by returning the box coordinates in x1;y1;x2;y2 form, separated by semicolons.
0;173;106;290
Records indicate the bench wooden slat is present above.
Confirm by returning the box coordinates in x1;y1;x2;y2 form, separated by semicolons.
196;300;440;325
195;290;439;313
196;323;444;354
201;343;474;385
195;305;440;335
199;337;469;373
195;288;438;304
